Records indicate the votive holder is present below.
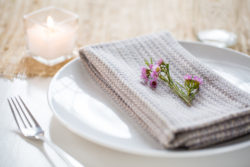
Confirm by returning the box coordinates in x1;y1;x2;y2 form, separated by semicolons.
23;6;79;66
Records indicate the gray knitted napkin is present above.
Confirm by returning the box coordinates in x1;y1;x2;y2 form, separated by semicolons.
79;32;250;149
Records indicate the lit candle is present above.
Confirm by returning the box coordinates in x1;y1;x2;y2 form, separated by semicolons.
27;16;76;60
24;7;78;65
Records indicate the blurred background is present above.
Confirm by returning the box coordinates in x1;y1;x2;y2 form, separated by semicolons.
0;0;249;78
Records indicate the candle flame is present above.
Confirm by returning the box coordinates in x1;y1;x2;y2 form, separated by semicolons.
46;16;54;29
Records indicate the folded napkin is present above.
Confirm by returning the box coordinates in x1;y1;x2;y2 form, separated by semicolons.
79;32;250;149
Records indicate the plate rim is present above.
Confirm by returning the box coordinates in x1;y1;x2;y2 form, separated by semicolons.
48;41;250;157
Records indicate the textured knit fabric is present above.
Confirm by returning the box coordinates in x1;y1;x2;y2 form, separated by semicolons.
79;32;250;149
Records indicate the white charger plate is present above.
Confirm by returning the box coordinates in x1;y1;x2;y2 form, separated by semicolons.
48;41;250;166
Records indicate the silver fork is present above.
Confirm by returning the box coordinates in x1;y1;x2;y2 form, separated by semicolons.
7;96;84;167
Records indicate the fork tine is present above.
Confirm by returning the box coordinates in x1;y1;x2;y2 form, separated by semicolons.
18;96;40;127
9;97;27;128
14;97;32;127
7;99;21;131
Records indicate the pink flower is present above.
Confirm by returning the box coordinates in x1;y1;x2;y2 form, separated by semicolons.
193;76;203;85
157;59;163;65
152;65;161;73
141;67;148;83
184;74;192;80
141;67;147;75
150;70;158;79
149;64;153;70
149;79;157;88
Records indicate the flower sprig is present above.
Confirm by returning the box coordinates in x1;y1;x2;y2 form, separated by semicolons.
141;58;203;106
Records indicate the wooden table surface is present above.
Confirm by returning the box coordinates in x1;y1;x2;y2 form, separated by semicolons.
0;0;249;78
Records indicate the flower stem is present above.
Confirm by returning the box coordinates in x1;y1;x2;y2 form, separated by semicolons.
141;59;201;106
159;64;195;106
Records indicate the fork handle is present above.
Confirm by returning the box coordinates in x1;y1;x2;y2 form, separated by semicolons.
38;136;84;167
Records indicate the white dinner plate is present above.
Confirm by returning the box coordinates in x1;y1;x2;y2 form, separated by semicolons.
48;41;250;166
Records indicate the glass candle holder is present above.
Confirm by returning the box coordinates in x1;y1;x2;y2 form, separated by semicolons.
24;7;78;66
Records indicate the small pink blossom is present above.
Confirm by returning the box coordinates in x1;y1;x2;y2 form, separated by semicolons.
152;65;161;73
150;70;158;79
141;67;147;75
141;67;148;83
157;59;163;65
184;74;192;80
149;64;153;70
149;79;158;88
193;76;203;85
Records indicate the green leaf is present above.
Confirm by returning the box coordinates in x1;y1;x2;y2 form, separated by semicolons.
176;81;185;89
144;59;150;67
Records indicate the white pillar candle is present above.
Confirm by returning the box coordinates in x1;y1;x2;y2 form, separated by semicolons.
27;16;76;60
